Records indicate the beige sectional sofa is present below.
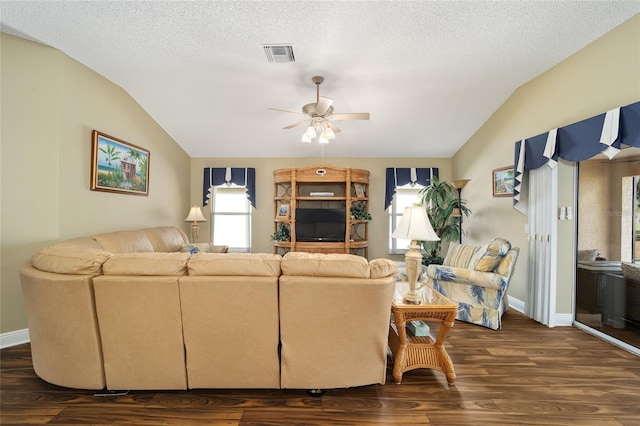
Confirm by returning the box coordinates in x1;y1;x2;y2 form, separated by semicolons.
20;226;397;391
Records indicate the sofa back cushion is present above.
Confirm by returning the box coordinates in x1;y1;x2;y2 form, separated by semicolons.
93;230;154;253
187;253;281;277
369;258;398;279
470;238;512;272
143;226;189;252
281;252;369;278
31;238;111;275
443;243;478;268
102;253;190;276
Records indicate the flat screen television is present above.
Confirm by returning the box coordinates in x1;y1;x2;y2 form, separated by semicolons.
295;208;346;242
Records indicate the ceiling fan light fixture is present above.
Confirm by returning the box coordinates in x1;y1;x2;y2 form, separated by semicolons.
305;125;317;138
318;131;329;144
325;127;335;139
301;133;312;143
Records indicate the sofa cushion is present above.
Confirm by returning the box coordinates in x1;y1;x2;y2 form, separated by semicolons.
93;230;154;253
443;243;478;268
102;253;190;276
281;252;369;278
369;258;398;279
181;243;230;255
470;238;511;272
181;243;213;254
187;253;281;277
143;226;189;252
31;238;111;275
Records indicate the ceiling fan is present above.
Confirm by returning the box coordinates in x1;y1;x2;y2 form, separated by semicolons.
268;76;370;143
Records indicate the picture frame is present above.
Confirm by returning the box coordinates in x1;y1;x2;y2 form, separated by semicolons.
91;130;150;196
355;183;366;198
276;204;290;220
492;166;514;197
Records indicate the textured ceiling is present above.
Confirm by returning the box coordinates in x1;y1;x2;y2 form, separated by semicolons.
2;1;639;158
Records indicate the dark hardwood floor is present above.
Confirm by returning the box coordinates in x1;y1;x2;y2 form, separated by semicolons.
2;310;639;425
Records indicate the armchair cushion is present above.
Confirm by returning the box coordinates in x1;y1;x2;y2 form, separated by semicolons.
443;243;478;268
427;265;507;290
469;238;511;272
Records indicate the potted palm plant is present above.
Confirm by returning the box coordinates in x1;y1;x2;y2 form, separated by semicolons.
417;177;471;265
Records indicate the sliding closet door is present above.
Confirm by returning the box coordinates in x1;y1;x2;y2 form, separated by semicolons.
525;166;558;326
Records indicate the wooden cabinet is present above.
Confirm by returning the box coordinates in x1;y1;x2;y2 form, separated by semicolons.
273;165;370;258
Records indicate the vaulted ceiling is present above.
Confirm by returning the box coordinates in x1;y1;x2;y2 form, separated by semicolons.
2;1;639;158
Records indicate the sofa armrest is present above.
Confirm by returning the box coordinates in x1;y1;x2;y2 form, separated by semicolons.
426;264;507;290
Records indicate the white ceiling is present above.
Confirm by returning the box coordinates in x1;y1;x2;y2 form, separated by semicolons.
2;1;639;158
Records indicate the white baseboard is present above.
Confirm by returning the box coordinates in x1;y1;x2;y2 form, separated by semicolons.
508;295;525;313
0;328;30;349
508;296;573;327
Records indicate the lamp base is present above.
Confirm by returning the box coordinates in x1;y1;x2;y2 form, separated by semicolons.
403;241;423;305
403;291;423;305
190;223;200;243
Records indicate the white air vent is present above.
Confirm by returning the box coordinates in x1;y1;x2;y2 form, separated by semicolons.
263;45;295;63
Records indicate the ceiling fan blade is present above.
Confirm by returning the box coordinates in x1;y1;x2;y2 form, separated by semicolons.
329;112;370;121
283;120;310;130
315;96;334;116
325;120;342;134
267;108;305;116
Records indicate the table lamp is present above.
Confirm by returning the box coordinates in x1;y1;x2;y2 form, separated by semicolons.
392;205;440;304
184;206;207;243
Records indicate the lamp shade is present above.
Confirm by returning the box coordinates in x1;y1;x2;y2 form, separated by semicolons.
184;206;206;222
392;206;439;242
452;179;470;190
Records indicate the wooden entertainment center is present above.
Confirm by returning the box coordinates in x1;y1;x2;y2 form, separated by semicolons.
273;165;370;257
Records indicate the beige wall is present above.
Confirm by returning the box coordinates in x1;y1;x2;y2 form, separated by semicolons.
1;34;191;333
2;14;639;336
452;14;640;312
189;157;452;262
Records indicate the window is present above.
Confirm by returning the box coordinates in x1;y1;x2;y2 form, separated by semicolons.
210;185;251;252
388;183;424;254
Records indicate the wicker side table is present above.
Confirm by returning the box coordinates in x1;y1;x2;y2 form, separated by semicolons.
388;281;458;384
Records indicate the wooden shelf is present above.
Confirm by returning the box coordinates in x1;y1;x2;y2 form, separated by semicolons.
273;165;370;258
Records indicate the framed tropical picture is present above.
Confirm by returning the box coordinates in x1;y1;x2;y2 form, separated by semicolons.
90;130;150;196
492;166;514;197
354;183;366;198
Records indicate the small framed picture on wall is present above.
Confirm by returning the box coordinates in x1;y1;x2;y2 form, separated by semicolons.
492;166;514;197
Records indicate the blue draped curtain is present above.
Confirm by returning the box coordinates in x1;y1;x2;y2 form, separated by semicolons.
384;167;439;210
202;167;256;208
513;100;640;211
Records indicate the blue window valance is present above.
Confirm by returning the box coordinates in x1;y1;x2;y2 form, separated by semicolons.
384;167;439;210
513;100;640;211
203;167;256;208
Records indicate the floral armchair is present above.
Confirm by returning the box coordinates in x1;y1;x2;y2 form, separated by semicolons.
425;238;519;330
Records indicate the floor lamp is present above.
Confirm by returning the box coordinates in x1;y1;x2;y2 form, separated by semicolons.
451;179;470;244
184;206;207;243
392;205;440;304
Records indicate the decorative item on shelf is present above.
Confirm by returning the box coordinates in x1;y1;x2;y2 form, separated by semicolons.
276;204;290;220
451;179;470;244
418;177;471;265
392;205;440;304
271;222;291;242
350;201;371;220
184;206;207;243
